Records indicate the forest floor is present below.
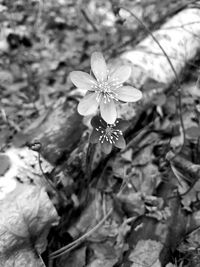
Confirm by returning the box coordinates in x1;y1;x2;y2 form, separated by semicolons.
1;0;200;267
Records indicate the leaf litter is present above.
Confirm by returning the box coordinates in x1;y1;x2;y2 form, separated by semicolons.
1;0;200;266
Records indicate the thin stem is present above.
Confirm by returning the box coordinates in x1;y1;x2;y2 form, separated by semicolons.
49;208;113;259
38;153;57;192
80;8;98;32
37;149;66;204
166;179;197;201
118;6;186;157
38;253;46;267
49;173;128;259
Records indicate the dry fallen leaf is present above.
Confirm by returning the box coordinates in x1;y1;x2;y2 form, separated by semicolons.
129;239;163;267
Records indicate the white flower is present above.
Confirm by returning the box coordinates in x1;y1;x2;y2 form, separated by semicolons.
70;52;142;124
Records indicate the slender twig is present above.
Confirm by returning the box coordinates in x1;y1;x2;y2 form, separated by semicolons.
38;152;56;190
27;141;65;203
34;0;44;31
1;108;22;132
80;8;98;32
49;208;113;259
38;253;47;267
167;179;197;200
118;6;186;158
38;151;67;203
49;175;128;259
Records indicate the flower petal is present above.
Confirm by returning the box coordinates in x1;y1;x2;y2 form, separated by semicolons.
102;140;112;154
115;119;130;132
90;129;101;144
91;116;107;129
109;65;131;84
100;99;117;124
91;52;107;81
91;116;101;128
77;92;99;116
116;86;142;102
114;135;126;149
70;71;96;90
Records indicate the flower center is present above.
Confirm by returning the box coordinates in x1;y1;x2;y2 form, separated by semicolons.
92;76;122;104
96;121;123;144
